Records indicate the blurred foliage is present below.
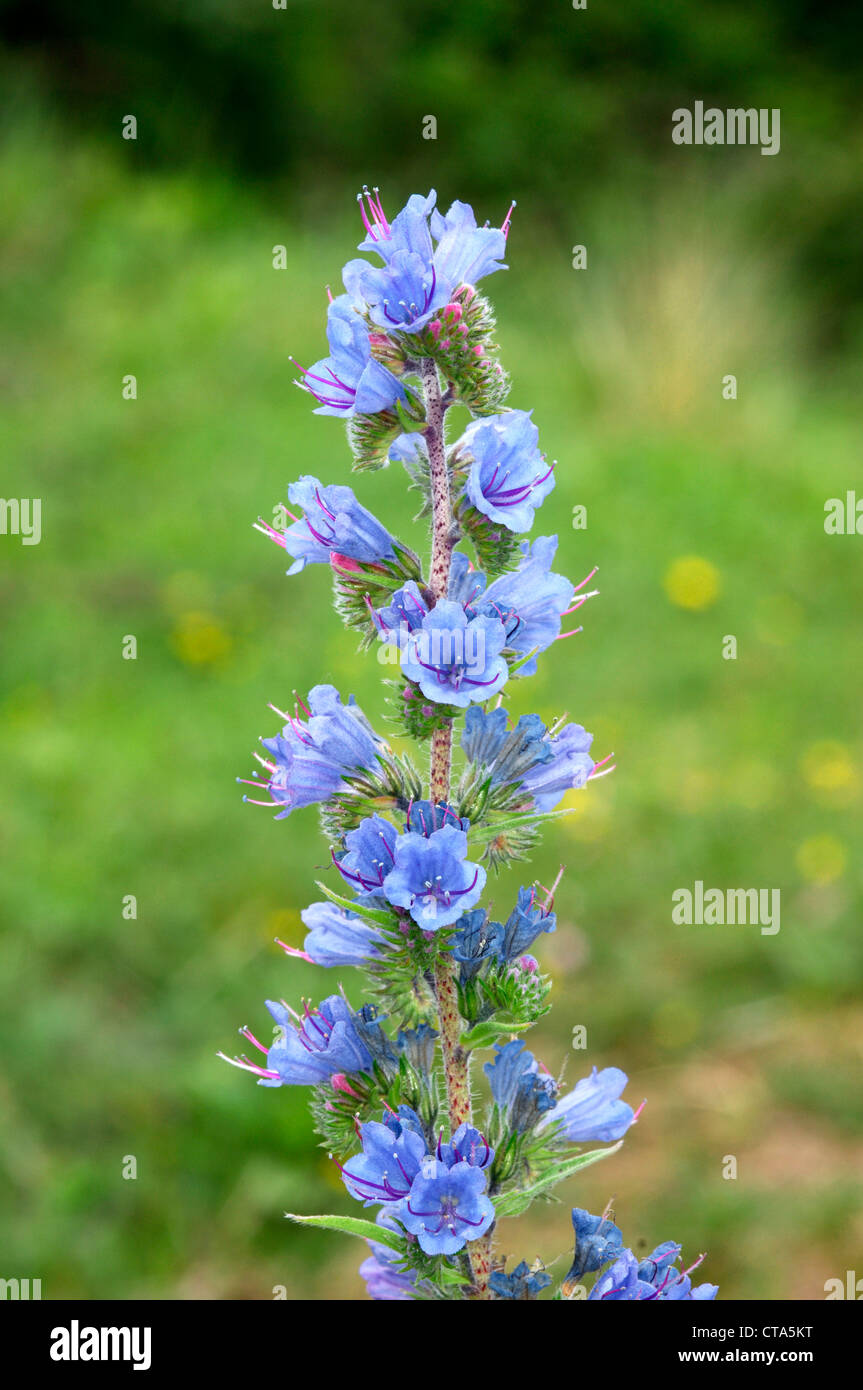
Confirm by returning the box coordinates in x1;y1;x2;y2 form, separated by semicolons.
0;6;862;1299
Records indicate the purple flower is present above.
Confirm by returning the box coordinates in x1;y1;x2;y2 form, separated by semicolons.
219;994;372;1087
537;1066;638;1143
446;549;488;607
294;295;406;417
435;1122;494;1171
382;823;486;930
245;685;383;820
290;901;386;968
461;411;555;532
356;187;437;263
401;1160;495;1256
358;1208;425;1301
400;599;508;707
479;535;575;675
256;476;396;575
358;1251;419;1301
334;814;399;899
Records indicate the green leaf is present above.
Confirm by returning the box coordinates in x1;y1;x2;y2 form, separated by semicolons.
459;1013;533;1049
493;1141;624;1218
314;881;396;929
466;807;574;847
395;396;427;434
284;1212;404;1252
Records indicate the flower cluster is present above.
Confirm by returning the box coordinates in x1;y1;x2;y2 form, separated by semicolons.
221;186;717;1303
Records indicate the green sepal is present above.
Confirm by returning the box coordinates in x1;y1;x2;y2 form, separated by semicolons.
459;1013;533;1050
466;806;575;846
314;880;397;929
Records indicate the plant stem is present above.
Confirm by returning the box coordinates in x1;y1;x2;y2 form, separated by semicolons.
420;356;492;1298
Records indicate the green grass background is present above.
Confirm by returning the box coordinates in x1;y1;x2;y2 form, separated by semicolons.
1;60;862;1300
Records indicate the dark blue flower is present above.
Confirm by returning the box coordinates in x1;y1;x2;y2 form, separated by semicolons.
452;908;503;983
461;411;555;532
219;994;372;1088
248;685;384;820
484;1040;558;1133
489;1261;551;1300
396;1025;438;1075
257;475;396;575
401;1160;494;1256
537;1065;637;1142
295;294;406;417
460;706;552;784
372;580;429;642
382;823;486;930
400;599;508;707
404;799;469;836
498;886;556;961
566;1208;625;1284
334;814;399;898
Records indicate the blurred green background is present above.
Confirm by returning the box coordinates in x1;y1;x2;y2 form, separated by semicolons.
1;2;861;1301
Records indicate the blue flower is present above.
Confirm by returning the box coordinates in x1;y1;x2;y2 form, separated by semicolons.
401;1160;495;1256
435;1122;494;1171
429;199;508;290
400;599;508;707
637;1242;718;1301
446;549;487;607
589;1246;718;1301
340;1113;427;1206
382;823;486;930
461;411;555;532
257;476;396;575
498;886;556;960
356;186;438;263
344;245;448;334
249;685;384;820
537;1066;637;1143
479;535;575;675
334;814;399;898
372;581;429;643
489;1260;551;1300
566;1208;625;1284
484;1040;557;1133
518;722;596;812
294;901;386;967
452;908;503;983
219;994;372;1087
295;295;406;417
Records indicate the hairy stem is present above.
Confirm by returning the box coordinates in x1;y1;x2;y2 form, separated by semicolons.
421;356;492;1298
